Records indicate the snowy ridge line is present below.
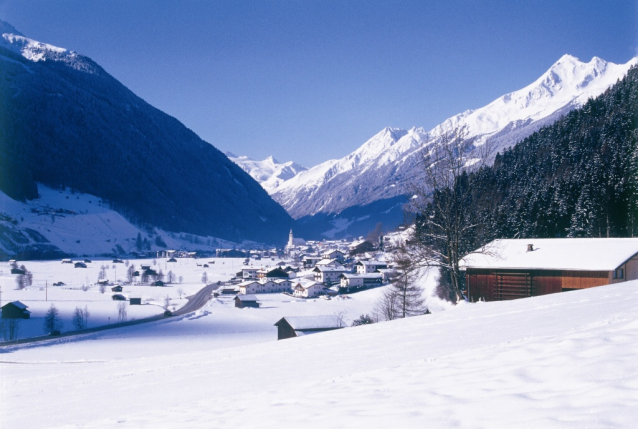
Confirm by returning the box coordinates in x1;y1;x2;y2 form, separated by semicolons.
267;54;638;219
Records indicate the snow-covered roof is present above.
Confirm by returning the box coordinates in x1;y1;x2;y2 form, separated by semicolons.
6;300;28;309
356;261;387;266
293;280;321;290
340;273;383;279
461;238;638;271
315;259;339;266
276;315;342;330
238;280;260;287
313;265;347;272
235;294;258;301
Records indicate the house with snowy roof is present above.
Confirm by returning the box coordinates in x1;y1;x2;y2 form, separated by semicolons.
1;301;31;319
355;260;388;274
461;238;638;302
274;315;344;340
339;273;383;292
313;265;349;285
292;280;324;298
321;249;346;261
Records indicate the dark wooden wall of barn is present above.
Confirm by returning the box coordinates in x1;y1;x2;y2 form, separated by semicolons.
276;323;297;340
466;269;610;302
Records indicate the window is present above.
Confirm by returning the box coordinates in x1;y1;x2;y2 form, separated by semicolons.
613;268;624;279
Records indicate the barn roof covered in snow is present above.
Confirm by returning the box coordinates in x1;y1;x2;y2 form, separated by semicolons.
460;238;638;271
274;315;342;330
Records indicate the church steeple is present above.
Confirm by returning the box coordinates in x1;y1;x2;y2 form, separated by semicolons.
288;229;294;247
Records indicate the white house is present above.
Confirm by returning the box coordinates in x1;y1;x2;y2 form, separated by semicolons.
339;273;383;290
313;265;348;285
292;280;324;298
272;278;293;293
238;280;262;295
239;279;291;294
321;250;346;261
241;267;260;280
355;260;388;274
315;259;341;268
302;256;323;268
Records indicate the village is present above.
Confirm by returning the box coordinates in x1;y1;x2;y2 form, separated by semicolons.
0;229;408;342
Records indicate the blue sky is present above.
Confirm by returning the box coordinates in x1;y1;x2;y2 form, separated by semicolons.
1;1;636;167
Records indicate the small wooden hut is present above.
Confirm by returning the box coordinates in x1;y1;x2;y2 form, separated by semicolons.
274;316;343;340
1;301;31;319
234;294;260;308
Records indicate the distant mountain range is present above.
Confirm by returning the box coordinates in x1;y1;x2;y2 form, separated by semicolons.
232;54;638;239
226;153;307;194
0;20;293;253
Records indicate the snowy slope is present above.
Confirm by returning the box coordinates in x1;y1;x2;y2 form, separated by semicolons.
273;55;638;219
227;153;307;194
1;281;637;428
0;184;242;258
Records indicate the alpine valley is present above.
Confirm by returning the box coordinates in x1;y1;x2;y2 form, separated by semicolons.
233;55;637;239
0;20;293;258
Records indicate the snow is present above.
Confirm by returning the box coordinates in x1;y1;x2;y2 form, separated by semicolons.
462;238;638;271
1;278;637;428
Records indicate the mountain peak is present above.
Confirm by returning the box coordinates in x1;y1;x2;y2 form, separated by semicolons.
0;19;23;37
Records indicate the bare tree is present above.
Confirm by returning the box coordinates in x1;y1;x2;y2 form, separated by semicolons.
201;272;208;284
99;283;106;294
43;304;63;333
177;287;184;299
167;270;177;284
406;125;493;303
163;295;171;310
333;310;347;328
387;250;427;318
72;306;90;330
98;265;106;280
126;264;135;284
1;318;20;341
14;265;31;290
373;287;400;321
178;275;183;284
117;302;127;323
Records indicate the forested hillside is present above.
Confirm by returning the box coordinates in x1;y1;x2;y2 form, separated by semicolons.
0;22;292;244
469;65;638;243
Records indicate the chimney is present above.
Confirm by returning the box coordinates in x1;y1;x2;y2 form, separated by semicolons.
527;244;534;252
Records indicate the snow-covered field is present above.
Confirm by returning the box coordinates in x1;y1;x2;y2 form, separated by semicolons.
1;279;637;428
0;256;309;340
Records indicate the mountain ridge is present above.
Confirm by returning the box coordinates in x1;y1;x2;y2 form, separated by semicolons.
266;54;637;221
0;20;293;247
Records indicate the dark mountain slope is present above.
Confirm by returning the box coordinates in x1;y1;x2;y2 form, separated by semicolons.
0;23;292;244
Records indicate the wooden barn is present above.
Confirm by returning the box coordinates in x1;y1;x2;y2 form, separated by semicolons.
234;294;260;308
461;238;638;302
1;301;31;319
274;316;343;340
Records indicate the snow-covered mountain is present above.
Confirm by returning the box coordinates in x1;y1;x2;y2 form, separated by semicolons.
0;20;293;247
227;153;307;194
273;55;638;222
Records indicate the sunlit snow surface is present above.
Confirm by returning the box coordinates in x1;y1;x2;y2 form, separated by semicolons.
1;278;637;428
